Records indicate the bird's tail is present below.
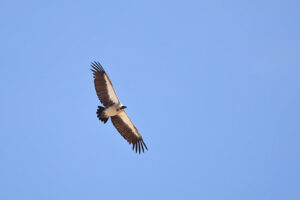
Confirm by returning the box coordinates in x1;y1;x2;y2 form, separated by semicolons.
97;106;109;124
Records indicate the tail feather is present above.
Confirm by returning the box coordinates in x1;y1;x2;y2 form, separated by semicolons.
97;106;109;124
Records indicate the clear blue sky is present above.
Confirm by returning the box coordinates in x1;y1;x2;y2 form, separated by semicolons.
0;1;299;199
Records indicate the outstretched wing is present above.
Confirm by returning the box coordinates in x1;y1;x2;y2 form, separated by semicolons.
111;111;148;154
91;62;120;107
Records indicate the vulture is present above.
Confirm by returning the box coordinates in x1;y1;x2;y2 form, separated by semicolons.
91;61;148;153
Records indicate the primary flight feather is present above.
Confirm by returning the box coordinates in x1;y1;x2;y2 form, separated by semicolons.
91;61;148;154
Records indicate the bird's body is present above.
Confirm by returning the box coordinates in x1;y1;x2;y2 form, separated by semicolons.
91;61;148;153
102;103;123;118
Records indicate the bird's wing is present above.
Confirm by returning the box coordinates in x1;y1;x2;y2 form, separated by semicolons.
91;62;120;107
111;111;148;153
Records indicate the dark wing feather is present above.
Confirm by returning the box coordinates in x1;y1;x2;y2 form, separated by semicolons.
91;61;119;107
111;111;148;154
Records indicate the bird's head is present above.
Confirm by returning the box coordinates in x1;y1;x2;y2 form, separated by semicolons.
120;106;127;110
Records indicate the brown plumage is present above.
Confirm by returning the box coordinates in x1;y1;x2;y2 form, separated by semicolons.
91;61;148;153
111;112;148;153
91;62;118;107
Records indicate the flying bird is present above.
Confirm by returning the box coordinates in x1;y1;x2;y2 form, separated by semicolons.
91;61;148;153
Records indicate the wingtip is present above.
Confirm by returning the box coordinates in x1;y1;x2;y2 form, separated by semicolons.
132;139;148;154
90;61;105;72
142;140;148;151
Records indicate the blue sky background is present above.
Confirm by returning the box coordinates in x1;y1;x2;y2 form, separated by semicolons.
0;1;300;199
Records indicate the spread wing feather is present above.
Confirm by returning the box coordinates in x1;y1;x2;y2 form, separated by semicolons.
111;111;148;153
91;62;119;107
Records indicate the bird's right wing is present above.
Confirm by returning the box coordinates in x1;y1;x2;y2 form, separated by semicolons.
111;111;148;154
91;62;120;107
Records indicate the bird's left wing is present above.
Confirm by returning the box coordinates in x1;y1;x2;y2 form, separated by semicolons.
91;61;120;107
111;111;148;153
